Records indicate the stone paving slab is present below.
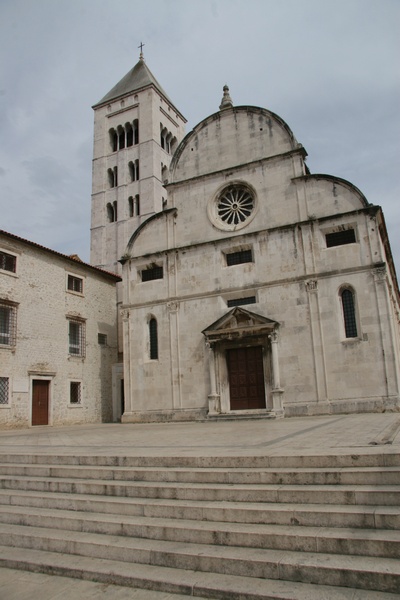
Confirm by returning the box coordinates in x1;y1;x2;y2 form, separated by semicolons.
0;413;399;458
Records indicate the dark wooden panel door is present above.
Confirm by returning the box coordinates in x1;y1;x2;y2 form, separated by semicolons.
227;346;266;410
32;380;49;426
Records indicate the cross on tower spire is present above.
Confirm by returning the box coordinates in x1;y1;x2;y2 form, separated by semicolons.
138;42;145;60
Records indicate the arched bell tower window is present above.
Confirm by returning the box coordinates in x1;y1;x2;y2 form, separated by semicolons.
129;160;139;182
126;123;133;147
149;317;158;360
117;126;125;150
109;129;118;152
340;287;358;338
106;202;117;223
133;119;139;145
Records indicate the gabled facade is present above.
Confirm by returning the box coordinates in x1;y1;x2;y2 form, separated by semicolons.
120;92;400;422
0;231;120;429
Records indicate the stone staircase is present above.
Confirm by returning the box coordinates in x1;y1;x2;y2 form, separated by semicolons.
0;452;399;599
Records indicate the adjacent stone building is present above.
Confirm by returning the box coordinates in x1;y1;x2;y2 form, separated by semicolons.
0;230;120;428
118;81;400;421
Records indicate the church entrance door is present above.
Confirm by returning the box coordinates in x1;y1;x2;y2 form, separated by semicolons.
227;346;266;410
32;380;49;426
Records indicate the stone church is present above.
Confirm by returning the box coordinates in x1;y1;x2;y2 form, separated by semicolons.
91;52;400;422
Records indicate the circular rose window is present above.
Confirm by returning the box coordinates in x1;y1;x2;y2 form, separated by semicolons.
208;183;257;231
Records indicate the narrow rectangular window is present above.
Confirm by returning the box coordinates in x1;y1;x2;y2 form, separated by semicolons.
341;289;358;338
0;251;17;273
227;296;256;307
0;377;9;405
326;229;356;248
70;381;81;404
226;249;253;266
141;266;163;282
98;333;107;346
68;320;85;357
0;303;17;346
149;318;158;360
67;275;83;294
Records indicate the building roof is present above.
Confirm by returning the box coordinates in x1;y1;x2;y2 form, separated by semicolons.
93;57;186;121
0;230;121;282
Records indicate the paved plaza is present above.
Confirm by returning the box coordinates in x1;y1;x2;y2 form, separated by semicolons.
0;412;399;458
0;412;399;599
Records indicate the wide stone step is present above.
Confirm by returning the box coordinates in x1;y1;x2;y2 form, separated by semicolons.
0;504;398;558
1;545;398;600
0;462;398;485
0;474;399;505
0;488;398;529
1;452;399;468
0;523;398;592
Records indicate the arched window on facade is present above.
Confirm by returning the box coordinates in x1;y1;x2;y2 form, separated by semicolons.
118;126;125;150
171;136;178;154
128;195;140;217
107;168;115;188
133;119;139;145
149;317;158;360
134;194;140;216
160;124;167;150
129;160;139;182
340;287;358;338
106;202;115;223
109;128;118;152
161;163;168;184
126;123;133;147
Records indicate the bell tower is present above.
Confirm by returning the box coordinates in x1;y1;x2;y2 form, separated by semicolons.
90;49;186;273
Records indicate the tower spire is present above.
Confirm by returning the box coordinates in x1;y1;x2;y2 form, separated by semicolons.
138;41;145;60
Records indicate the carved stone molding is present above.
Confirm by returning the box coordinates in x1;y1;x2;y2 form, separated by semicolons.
167;301;179;313
306;279;318;293
373;265;387;282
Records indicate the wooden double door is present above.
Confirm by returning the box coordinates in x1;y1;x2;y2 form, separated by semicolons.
227;346;266;410
32;380;49;426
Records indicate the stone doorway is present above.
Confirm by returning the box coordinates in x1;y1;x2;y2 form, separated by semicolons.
227;346;266;410
32;380;49;426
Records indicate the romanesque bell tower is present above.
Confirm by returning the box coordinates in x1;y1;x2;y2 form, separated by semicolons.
90;49;186;273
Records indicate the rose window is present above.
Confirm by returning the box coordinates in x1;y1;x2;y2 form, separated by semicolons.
217;186;254;226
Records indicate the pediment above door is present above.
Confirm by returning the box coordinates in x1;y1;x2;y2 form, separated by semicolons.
202;307;279;343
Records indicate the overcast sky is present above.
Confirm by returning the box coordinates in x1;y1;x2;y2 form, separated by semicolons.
1;0;399;271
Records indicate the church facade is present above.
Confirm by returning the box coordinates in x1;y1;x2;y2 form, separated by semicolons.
100;60;400;422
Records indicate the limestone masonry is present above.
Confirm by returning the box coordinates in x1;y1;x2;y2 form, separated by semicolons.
1;52;399;428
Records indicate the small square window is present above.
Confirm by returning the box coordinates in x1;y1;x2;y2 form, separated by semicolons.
0;377;9;405
70;381;81;404
67;275;83;294
141;266;163;282
227;296;256;307
326;229;356;248
0;251;17;273
226;249;253;266
98;333;107;346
